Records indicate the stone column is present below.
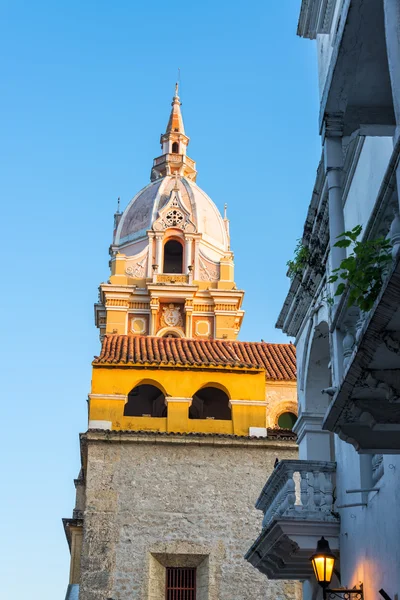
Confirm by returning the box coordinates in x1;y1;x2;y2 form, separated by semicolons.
184;299;193;337
323;117;345;384
383;0;400;232
147;232;155;278
193;237;201;280
293;413;332;461
165;397;192;433
384;0;400;140
69;525;83;584
155;233;163;272
150;297;159;335
185;235;193;273
324;122;346;280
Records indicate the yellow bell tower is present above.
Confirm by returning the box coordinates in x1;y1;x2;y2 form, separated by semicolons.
63;84;298;600
96;82;244;342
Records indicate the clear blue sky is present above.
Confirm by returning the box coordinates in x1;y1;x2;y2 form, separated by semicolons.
0;1;320;598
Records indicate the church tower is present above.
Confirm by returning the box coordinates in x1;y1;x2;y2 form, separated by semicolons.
63;86;299;600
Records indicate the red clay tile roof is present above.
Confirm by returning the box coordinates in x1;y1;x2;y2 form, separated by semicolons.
83;428;297;441
94;335;296;381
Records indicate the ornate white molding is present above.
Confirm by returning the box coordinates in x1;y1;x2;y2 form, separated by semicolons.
297;0;336;39
229;400;268;407
165;397;192;405
249;427;267;437
88;394;127;401
153;186;196;233
88;420;112;430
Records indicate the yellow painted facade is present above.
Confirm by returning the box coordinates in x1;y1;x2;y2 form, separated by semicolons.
89;365;271;436
87;84;298;438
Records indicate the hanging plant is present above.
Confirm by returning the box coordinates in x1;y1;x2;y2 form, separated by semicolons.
327;225;392;312
286;240;310;281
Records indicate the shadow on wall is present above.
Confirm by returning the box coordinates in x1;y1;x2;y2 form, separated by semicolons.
124;384;167;417
189;386;231;420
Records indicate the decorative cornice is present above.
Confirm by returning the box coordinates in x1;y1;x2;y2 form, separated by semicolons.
81;429;297;449
229;400;268;407
297;0;336;39
88;394;127;401
165;396;192;405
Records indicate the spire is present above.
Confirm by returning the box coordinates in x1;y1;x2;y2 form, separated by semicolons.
223;203;231;250
166;82;185;135
112;197;122;243
151;83;197;182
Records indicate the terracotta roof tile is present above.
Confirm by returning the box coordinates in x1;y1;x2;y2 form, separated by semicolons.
85;428;297;441
94;335;296;381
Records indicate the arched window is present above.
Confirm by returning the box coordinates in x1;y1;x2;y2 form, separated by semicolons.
305;322;331;413
172;141;179;153
277;412;297;430
189;386;231;420
124;384;166;417
163;239;183;273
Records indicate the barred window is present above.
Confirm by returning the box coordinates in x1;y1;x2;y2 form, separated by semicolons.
166;567;196;600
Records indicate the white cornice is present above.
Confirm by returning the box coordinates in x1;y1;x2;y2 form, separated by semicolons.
88;394;127;401
297;0;336;39
229;400;268;407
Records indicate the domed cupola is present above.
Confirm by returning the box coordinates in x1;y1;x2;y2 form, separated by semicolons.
97;85;245;342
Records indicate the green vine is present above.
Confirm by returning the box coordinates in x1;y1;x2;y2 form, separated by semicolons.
327;225;392;312
286;240;310;281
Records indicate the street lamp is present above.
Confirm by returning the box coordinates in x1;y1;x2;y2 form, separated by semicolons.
310;537;335;589
310;537;363;600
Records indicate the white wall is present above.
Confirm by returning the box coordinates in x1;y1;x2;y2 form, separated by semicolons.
334;438;400;600
316;0;344;97
343;136;393;234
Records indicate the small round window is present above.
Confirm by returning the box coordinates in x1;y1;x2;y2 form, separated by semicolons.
278;412;297;429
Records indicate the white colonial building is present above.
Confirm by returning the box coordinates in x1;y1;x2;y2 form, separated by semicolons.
246;2;400;600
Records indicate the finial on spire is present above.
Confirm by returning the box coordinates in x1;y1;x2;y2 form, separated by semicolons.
223;203;230;249
113;197;122;240
174;81;179;98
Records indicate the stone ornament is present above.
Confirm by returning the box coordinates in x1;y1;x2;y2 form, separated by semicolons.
161;303;183;328
130;317;147;335
195;319;211;337
153;189;196;233
199;256;220;281
125;257;147;279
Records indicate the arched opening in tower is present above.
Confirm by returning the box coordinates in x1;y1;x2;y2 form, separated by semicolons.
171;141;179;153
277;411;297;430
123;384;167;417
163;239;183;273
189;386;231;420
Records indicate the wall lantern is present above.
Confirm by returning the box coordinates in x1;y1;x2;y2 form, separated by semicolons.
310;537;363;600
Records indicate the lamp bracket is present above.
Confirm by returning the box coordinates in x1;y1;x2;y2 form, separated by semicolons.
324;585;363;600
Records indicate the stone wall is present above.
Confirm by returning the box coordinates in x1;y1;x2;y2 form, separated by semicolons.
79;432;299;600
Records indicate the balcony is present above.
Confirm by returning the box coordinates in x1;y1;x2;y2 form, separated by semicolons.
245;460;339;580
323;139;400;454
156;273;189;284
316;0;396;136
324;254;400;453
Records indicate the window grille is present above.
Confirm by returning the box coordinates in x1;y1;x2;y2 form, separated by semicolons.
166;567;196;600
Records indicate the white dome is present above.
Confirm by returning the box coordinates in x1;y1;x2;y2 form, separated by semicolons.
115;175;228;254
